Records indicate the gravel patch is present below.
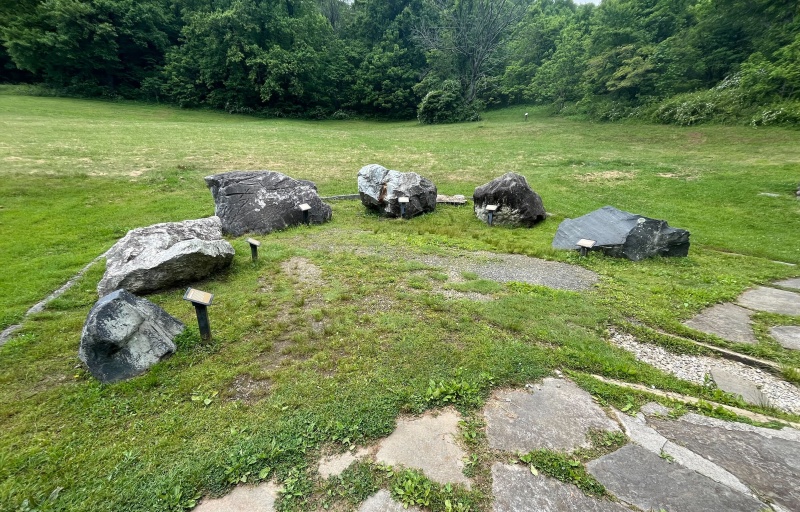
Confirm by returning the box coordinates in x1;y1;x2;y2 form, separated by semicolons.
299;231;598;293
609;329;800;414
417;252;598;292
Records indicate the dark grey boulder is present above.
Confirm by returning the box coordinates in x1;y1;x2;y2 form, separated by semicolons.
473;172;546;227
552;206;690;261
357;164;437;217
98;217;234;297
205;171;332;236
79;289;184;383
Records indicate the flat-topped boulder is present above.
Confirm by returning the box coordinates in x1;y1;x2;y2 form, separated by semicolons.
357;164;437;217
437;194;467;205
98;217;234;297
473;172;546;227
79;289;183;383
552;206;690;261
205;171;332;236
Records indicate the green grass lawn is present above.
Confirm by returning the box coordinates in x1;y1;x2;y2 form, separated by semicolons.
1;90;799;511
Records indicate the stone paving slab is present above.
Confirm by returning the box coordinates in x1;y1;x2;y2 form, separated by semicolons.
770;325;800;350
375;408;470;488
683;303;757;344
677;412;800;442
613;409;753;495
491;463;629;512
775;278;800;290
318;447;370;479
738;286;800;316
193;481;280;512
649;415;800;509
586;444;766;512
484;378;620;453
358;490;419;512
710;367;769;407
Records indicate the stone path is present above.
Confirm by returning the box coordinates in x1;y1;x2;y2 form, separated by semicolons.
684;279;800;346
191;377;800;512
609;329;800;413
667;279;800;409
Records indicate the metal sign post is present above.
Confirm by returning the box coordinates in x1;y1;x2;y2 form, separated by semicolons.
183;288;215;341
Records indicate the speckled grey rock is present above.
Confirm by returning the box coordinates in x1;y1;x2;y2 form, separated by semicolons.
357;164;437;218
79;289;183;384
552;206;690;261
473;172;546;227
358;490;419;512
771;325;800;350
375;409;470;488
683;303;757;344
738;286;800;316
492;463;628;512
194;481;280;512
586;444;766;512
98;217;234;296
206;171;332;236
649;416;800;510
484;378;619;453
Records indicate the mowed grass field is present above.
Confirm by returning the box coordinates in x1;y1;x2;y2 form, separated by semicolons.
1;89;799;511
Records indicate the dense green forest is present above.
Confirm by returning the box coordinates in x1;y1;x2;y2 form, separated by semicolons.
1;0;799;125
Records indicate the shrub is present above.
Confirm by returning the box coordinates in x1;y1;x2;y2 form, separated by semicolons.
648;88;748;126
750;102;800;127
416;81;481;124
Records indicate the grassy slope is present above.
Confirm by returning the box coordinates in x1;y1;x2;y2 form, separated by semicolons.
0;92;799;511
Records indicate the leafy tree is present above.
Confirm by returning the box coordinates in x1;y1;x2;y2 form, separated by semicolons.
2;0;176;95
414;0;526;103
162;0;333;113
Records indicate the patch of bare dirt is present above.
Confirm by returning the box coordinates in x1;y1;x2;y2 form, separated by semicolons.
574;170;637;183
226;374;272;403
281;257;324;287
687;132;707;144
656;171;700;181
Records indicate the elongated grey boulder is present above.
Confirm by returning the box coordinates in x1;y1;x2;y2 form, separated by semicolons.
98;217;234;297
206;171;332;236
357;164;437;217
473;172;546;227
79;289;184;383
552;206;690;261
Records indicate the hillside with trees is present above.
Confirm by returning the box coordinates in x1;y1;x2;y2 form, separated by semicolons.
2;0;798;125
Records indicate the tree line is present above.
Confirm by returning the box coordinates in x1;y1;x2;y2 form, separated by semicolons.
1;0;798;125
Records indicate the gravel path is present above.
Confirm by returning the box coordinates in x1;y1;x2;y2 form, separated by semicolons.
610;329;800;414
415;252;599;292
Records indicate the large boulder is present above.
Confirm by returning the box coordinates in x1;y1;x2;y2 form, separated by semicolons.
79;289;184;383
357;164;437;217
473;172;546;227
205;171;332;236
552;206;690;261
98;217;234;297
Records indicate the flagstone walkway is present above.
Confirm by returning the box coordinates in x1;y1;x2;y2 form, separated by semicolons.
194;377;800;512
